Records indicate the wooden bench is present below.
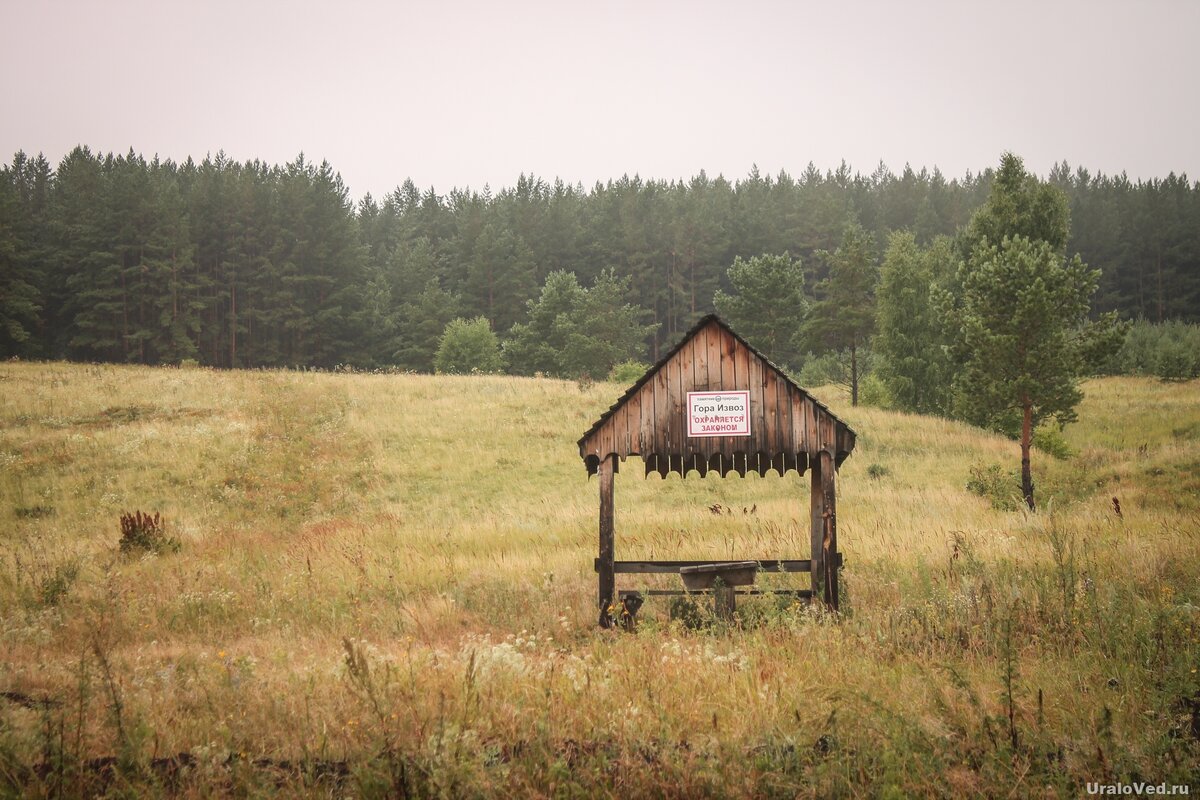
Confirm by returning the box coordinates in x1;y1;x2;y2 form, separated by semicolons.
597;555;843;627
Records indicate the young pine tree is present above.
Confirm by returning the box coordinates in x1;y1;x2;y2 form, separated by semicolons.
803;224;879;405
948;153;1124;510
875;232;954;414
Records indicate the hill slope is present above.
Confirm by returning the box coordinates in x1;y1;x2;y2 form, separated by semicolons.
1;364;1197;796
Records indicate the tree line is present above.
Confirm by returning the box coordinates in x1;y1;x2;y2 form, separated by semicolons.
1;146;1198;374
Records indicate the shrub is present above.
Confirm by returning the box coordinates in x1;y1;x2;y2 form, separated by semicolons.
1032;426;1074;460
866;463;890;479
434;317;505;375
119;511;180;555
857;373;892;408
14;505;54;519
668;596;710;630
965;463;1021;511
37;561;79;607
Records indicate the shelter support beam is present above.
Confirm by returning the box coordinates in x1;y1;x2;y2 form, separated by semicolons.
809;453;824;599
598;454;616;628
810;449;839;611
820;449;839;610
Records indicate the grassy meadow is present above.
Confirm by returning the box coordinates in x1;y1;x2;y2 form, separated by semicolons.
0;363;1197;797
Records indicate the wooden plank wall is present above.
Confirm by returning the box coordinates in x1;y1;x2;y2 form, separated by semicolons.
581;320;853;477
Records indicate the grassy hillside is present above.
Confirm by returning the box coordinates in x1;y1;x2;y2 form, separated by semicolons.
1;364;1197;797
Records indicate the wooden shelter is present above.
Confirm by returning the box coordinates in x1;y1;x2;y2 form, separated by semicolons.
578;314;856;626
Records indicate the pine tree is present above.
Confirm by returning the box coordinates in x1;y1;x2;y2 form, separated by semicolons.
560;269;657;379
143;159;202;363
0;163;42;355
59;148;126;361
712;252;807;368
947;154;1125;509
875;232;954;414
505;269;656;378
672;171;733;333
269;156;366;366
504;270;586;376
4;152;54;358
960;153;1069;256
803;224;879;405
464;222;535;331
394;279;459;372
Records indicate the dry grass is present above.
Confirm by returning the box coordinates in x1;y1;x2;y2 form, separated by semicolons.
0;364;1197;797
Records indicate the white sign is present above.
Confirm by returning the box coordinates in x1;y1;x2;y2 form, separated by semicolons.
687;391;751;437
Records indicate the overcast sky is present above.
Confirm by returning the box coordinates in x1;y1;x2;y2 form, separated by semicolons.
3;0;1197;201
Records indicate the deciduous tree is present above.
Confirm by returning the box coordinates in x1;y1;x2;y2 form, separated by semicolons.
434;316;504;374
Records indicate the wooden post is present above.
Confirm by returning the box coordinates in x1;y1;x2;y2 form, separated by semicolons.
620;592;644;632
809;451;824;600
598;454;615;628
820;449;839;611
714;582;736;622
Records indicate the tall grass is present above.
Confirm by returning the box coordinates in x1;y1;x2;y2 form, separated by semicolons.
0;363;1196;796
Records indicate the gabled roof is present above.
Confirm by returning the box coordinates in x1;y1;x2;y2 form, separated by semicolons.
578;311;854;474
578;313;855;446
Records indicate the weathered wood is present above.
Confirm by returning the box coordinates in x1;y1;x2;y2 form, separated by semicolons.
805;396;819;457
731;325;748;384
597;405;612;462
714;584;736;621
775;369;788;460
763;367;778;464
621;589;815;598
819;413;835;452
598;454;615;628
640;361;655;453
578;315;856;627
679;561;759;589
614;398;627;457
704;327;723;462
810;451;825;599
707;322;724;392
671;337;688;457
654;360;670;476
579;317;854;477
820;448;839;610
793;393;807;455
695;322;710;390
771;452;786;476
747;353;763;454
625;391;640;455
599;557;841;573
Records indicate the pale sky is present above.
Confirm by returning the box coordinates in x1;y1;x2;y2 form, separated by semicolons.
3;0;1197;201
